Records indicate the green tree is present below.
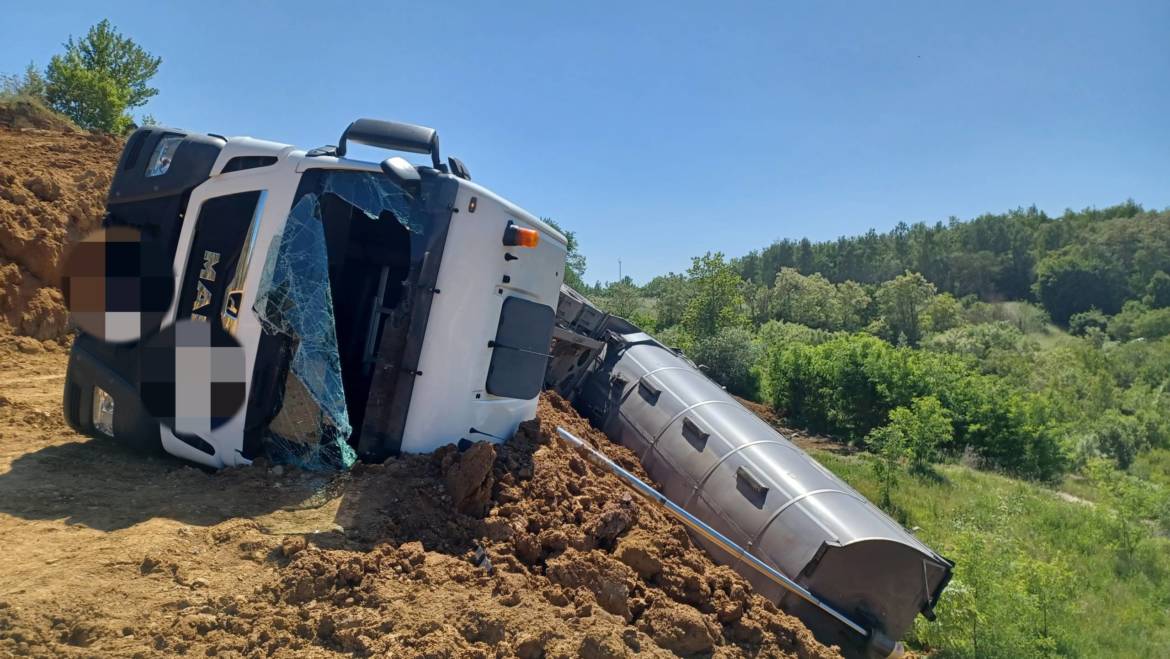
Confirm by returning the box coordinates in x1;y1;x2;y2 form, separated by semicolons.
833;279;871;331
682;252;748;339
0;62;47;98
771;267;838;329
869;396;953;473
922;292;964;334
44;20;161;133
691;327;760;397
648;273;690;329
1146;270;1170;309
1034;246;1127;325
599;278;640;319
543;218;587;289
874;271;936;346
1016;556;1074;652
742;280;773;326
1068;308;1109;337
764;333;1064;479
868;419;907;508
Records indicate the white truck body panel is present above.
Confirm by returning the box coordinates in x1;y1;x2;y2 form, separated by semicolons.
153;134;565;466
400;181;566;452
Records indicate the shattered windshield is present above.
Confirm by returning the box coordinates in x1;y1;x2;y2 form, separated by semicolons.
251;169;428;469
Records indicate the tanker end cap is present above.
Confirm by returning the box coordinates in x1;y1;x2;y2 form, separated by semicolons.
866;630;904;659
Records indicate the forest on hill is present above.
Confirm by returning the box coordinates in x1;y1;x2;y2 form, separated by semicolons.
578;201;1170;481
572;201;1170;655
732;200;1170;327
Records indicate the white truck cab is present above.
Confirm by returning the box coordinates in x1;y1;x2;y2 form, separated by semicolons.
64;119;567;468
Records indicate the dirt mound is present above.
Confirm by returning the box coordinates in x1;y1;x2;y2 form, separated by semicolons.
0;354;839;659
0;96;79;133
0;125;119;339
106;395;837;658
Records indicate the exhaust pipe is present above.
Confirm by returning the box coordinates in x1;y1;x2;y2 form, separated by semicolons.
555;427;905;658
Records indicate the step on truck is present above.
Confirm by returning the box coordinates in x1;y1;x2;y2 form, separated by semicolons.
63;118;951;658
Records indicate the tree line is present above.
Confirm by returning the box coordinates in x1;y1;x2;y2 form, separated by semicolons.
573;202;1170;484
733;201;1170;326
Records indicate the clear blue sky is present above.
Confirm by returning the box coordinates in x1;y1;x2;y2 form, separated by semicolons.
4;1;1168;283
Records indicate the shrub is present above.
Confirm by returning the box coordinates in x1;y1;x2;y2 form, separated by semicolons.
1085;460;1163;565
654;325;695;355
1108;302;1170;341
1145;270;1170;309
867;396;953;506
924;321;1035;368
1133;307;1170;340
690;326;759;397
1068;308;1109;337
923;293;964;334
877;396;953;468
0;63;47;98
763;333;1065;479
965;300;1052;334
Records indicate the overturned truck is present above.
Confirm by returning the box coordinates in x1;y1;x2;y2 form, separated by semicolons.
63;118;951;657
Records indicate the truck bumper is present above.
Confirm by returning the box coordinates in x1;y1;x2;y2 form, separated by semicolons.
63;334;161;453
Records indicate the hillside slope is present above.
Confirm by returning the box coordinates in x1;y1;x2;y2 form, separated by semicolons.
811;449;1170;657
0;121;119;339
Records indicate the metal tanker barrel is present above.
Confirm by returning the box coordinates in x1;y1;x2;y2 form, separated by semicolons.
572;331;953;652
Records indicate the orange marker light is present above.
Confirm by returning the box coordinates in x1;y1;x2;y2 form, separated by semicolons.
503;224;540;248
515;227;539;248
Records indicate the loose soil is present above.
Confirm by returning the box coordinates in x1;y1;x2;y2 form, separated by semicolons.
0;119;838;658
0;338;837;658
0;123;119;339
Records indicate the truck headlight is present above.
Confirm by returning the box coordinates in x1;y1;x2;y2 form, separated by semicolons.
92;386;115;437
145;135;182;177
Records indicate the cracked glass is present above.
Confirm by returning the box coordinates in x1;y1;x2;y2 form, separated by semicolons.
251;170;426;469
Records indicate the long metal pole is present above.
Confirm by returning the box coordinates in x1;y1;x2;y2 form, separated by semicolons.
555;426;870;640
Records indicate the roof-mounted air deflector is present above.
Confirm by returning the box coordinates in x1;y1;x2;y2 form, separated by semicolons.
336;118;442;169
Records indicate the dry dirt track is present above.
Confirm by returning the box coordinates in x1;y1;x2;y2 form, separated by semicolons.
0;338;354;656
0;335;837;659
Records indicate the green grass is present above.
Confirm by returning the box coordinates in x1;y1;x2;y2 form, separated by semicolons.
811;450;1170;658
